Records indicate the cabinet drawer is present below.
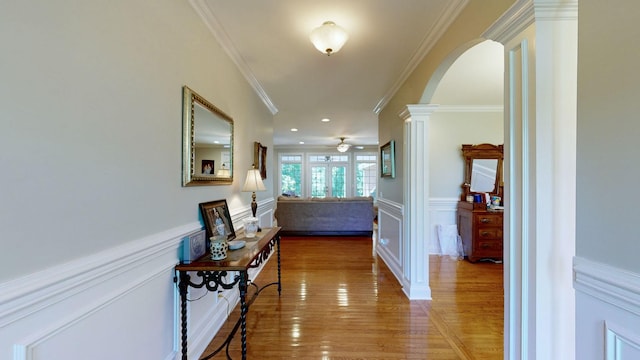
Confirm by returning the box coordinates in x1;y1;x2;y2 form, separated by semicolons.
477;228;503;239
474;214;502;226
477;240;503;252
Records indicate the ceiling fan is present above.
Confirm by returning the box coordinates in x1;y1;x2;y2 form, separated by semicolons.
336;137;350;152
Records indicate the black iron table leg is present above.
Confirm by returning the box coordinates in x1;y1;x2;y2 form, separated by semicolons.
276;235;281;295
238;271;248;360
174;228;282;360
178;271;190;360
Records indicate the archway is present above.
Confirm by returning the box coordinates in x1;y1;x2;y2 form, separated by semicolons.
402;2;578;358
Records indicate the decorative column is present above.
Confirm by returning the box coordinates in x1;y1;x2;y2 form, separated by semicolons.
398;104;438;300
485;0;577;358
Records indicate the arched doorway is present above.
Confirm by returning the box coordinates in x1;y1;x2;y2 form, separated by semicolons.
401;2;578;358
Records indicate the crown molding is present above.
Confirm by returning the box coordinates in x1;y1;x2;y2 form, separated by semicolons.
534;0;578;21
483;0;534;44
484;0;577;44
398;104;440;121
436;105;504;113
373;0;469;115
189;0;279;115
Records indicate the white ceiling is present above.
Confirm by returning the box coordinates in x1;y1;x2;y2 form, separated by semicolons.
190;0;502;148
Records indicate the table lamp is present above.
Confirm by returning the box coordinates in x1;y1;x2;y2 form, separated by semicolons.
216;163;230;177
242;166;266;230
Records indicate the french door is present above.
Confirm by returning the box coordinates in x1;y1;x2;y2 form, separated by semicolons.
310;163;347;198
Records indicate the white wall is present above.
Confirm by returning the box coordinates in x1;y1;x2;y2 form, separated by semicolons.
0;1;274;359
427;109;503;253
576;0;640;358
429;109;503;198
425;38;504;255
576;0;640;273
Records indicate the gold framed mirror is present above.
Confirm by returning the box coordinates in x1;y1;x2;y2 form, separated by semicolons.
460;143;503;200
182;86;233;186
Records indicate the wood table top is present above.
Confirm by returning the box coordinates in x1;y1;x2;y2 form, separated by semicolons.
175;227;281;272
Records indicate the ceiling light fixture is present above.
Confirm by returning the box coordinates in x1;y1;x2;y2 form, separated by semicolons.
336;137;350;153
310;21;348;56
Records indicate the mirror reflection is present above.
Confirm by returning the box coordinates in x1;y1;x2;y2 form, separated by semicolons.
182;86;233;186
470;159;498;192
460;143;503;201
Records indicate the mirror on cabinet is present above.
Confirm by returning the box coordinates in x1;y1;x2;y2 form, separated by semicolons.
182;86;234;186
460;143;503;200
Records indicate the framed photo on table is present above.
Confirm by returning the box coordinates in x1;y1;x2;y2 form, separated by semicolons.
380;140;395;178
199;199;236;242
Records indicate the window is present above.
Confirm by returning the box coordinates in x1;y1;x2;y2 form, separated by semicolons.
355;154;377;199
280;155;302;197
278;151;378;199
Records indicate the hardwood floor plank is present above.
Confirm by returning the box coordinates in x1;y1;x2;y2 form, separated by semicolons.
199;236;503;359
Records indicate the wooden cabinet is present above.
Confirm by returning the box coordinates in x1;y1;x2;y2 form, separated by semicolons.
457;201;503;263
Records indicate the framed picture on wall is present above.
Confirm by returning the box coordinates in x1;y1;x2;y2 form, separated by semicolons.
380;140;395;178
201;160;214;174
254;142;267;179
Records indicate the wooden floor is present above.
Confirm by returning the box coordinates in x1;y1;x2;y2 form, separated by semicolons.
200;235;503;359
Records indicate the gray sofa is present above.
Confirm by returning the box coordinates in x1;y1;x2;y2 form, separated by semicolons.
274;196;375;236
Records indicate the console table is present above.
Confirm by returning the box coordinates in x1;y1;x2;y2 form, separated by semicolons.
175;227;281;360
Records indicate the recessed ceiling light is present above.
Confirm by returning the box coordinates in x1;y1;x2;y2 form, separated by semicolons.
290;128;298;132
299;141;305;144
321;118;330;122
355;146;364;150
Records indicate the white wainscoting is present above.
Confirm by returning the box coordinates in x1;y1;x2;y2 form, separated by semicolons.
574;256;640;360
232;198;275;236
376;197;459;286
0;200;276;360
375;198;405;285
428;197;459;255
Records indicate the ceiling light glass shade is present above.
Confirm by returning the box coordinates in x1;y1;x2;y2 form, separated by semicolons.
337;143;350;152
310;21;349;56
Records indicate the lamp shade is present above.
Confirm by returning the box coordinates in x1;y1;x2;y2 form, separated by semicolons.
309;21;348;56
242;169;266;192
216;168;230;177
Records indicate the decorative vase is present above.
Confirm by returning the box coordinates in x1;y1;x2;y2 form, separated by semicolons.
210;236;228;260
244;217;259;238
